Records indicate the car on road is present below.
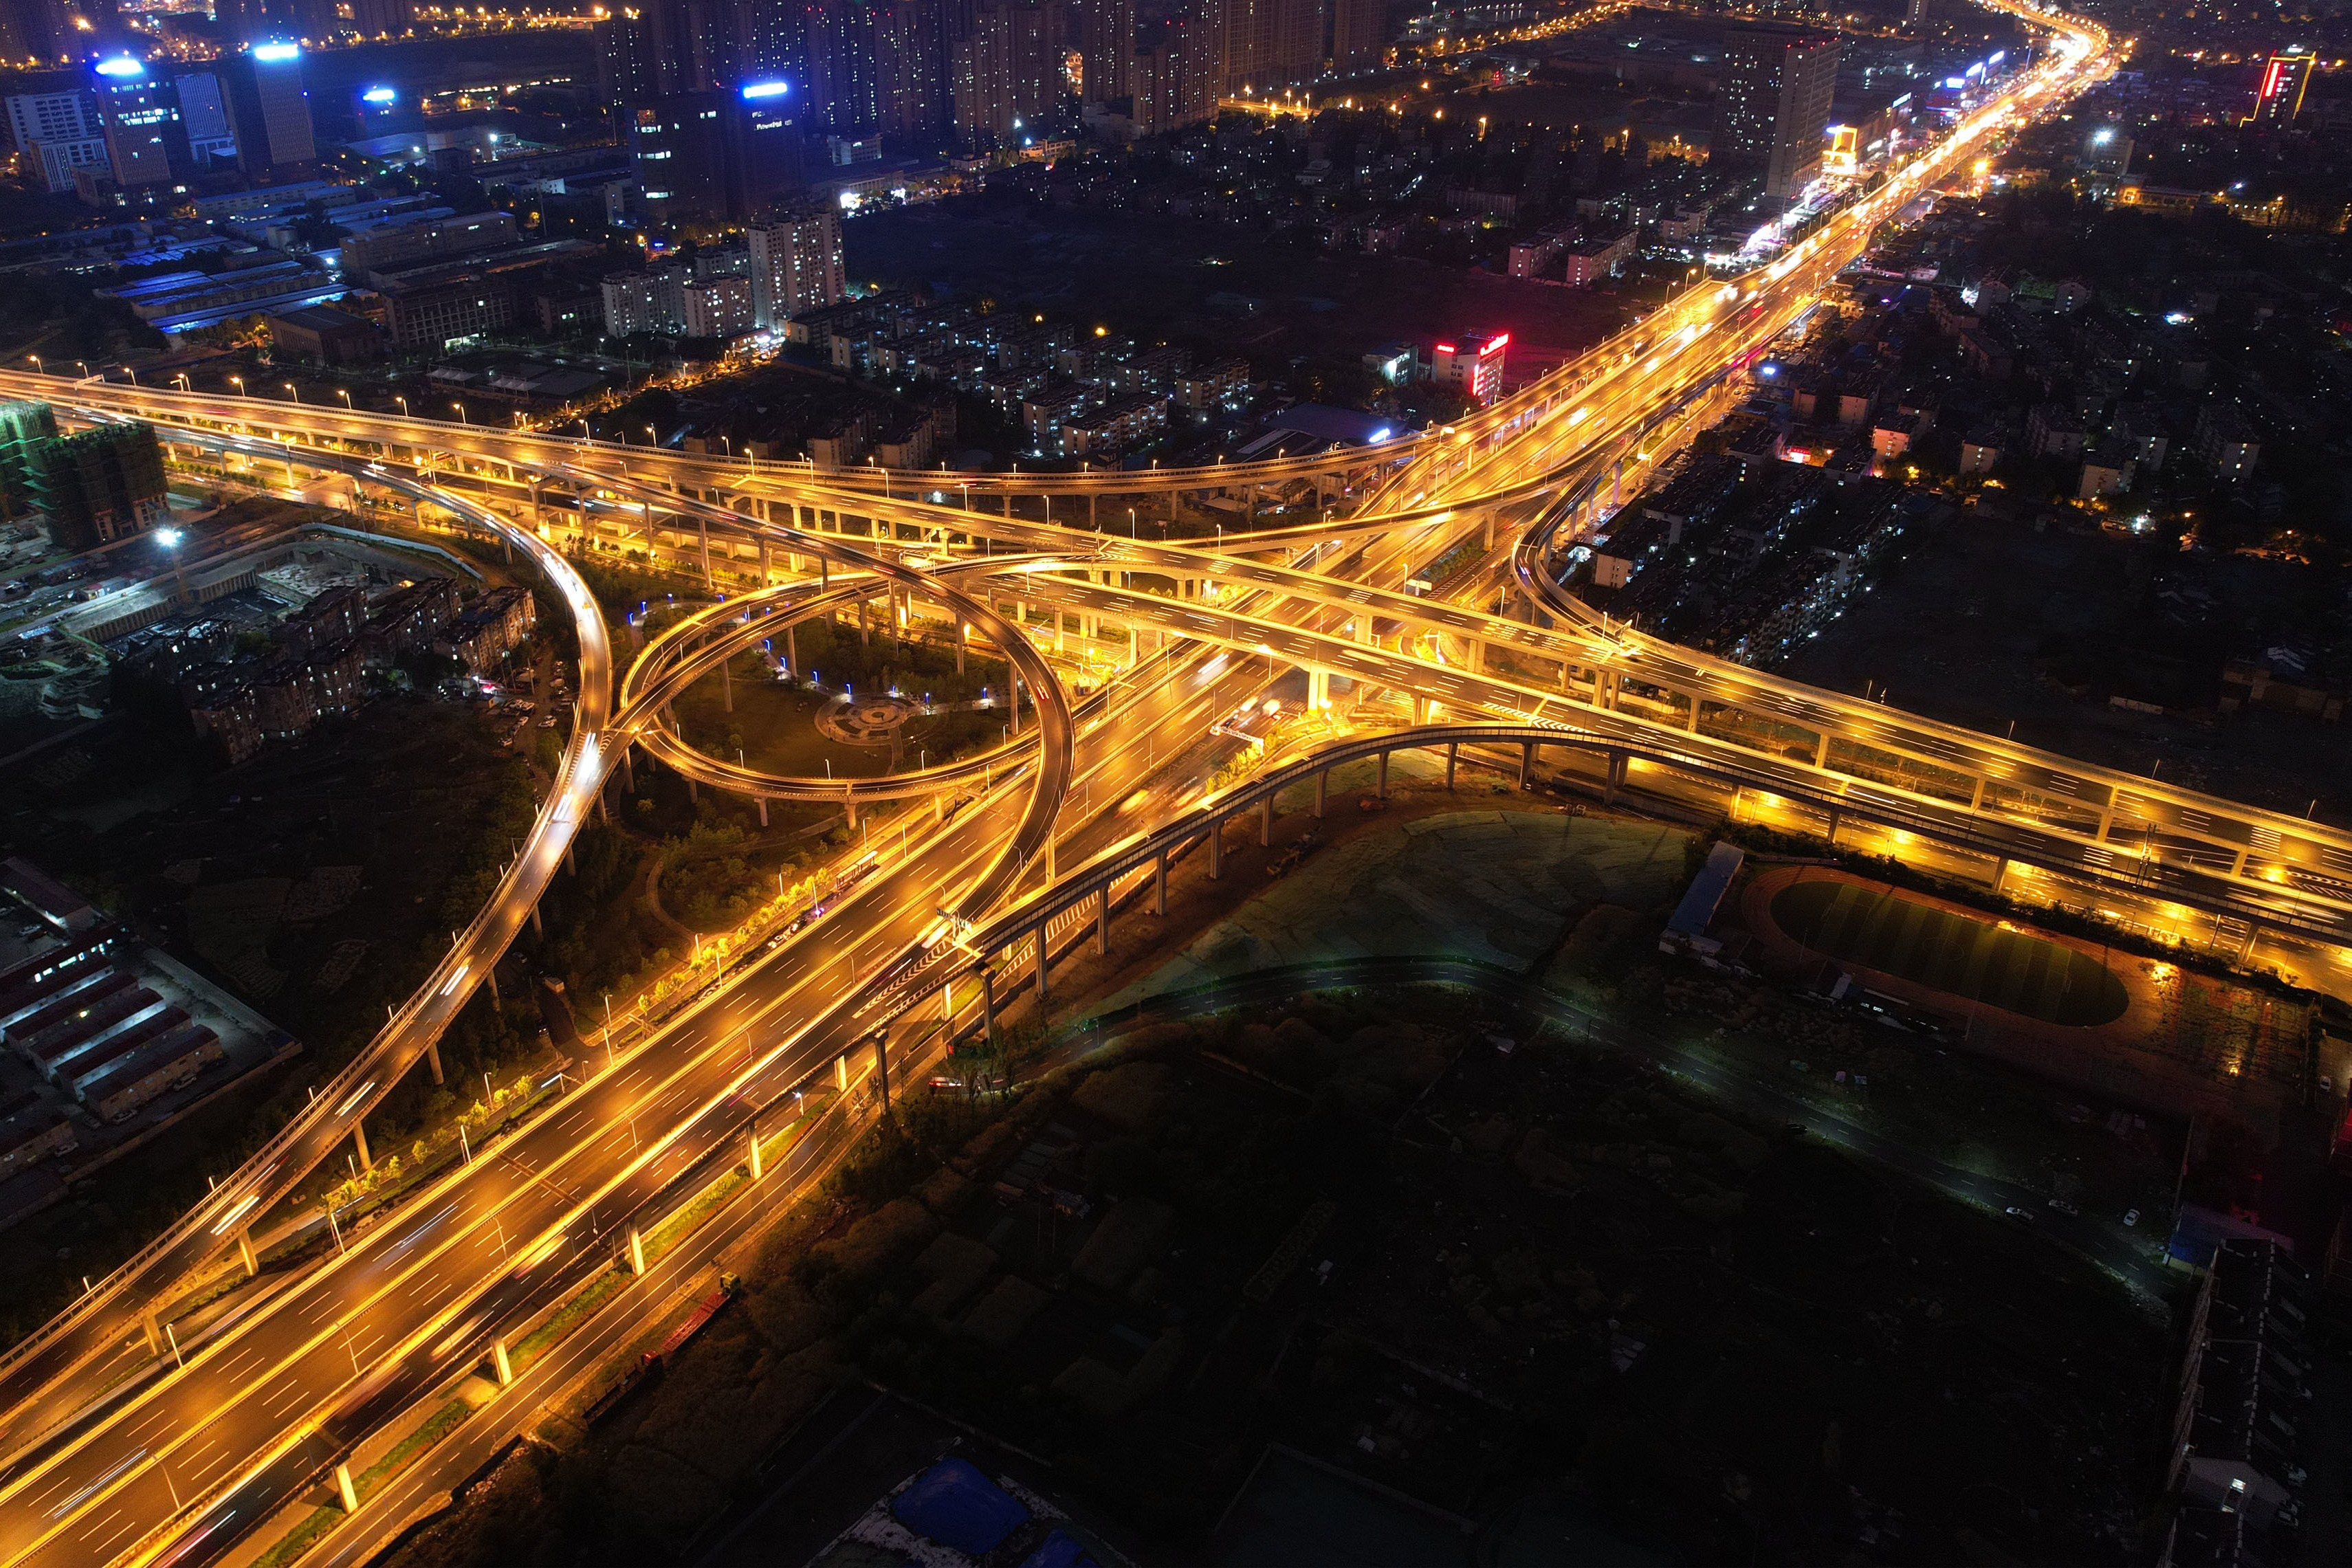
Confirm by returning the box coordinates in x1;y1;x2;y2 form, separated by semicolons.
2123;1208;2140;1228
2047;1198;2078;1216
2003;1206;2035;1222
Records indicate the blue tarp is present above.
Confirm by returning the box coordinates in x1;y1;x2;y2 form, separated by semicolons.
890;1458;1030;1555
1018;1529;1100;1568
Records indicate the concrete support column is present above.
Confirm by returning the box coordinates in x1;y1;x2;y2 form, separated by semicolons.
1315;771;1328;817
873;1033;890;1111
835;1052;849;1091
1604;751;1626;808
787;625;797;676
628;1226;646;1276
1519;742;1534;791
1377;753;1390;797
492;1339;514;1386
1825;807;1841;846
1990;857;2009;896
982;964;999;1047
426;1041;443;1085
1260;795;1273;846
1446;743;1459;791
757;797;769;828
353;1120;371;1171
1209;821;1223;879
1154;850;1168;916
237;1227;259;1279
1096;886;1110;956
531;903;543;938
336;1463;358;1513
697;515;712;585
721;657;733;712
1033;924;1050;1001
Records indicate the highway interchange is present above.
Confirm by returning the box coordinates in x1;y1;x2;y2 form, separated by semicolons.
0;5;2298;1561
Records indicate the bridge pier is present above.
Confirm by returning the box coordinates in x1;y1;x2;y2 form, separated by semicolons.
786;624;797;676
721;658;732;712
1154;849;1168;915
2237;920;2261;967
1519;742;1534;791
1603;750;1626;808
1825;808;1840;845
982;964;998;1047
873;1031;890;1112
747;1124;763;1180
1260;795;1273;846
756;797;768;827
353;1119;371;1171
427;1041;443;1085
1314;771;1327;817
1097;886;1110;956
1033;924;1050;1002
1209;821;1223;879
1376;752;1390;797
1446;743;1458;791
1990;857;2009;896
237;1226;259;1279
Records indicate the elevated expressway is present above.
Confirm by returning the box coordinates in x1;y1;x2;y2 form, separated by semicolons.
1;4;2272;1560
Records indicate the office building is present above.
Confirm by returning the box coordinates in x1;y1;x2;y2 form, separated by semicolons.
91;54;182;189
2245;47;2312;126
222;43;316;181
5;87;109;192
175;73;237;170
28;423;168;551
1431;331;1508;404
628;82;804;225
1717;28;1840;200
745;206;843;329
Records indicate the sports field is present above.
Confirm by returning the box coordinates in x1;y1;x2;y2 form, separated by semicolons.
1770;880;2130;1027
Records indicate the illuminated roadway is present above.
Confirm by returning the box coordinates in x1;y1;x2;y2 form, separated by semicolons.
0;7;2269;1562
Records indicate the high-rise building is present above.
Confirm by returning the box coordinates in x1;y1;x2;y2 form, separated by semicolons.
1329;0;1382;72
1216;0;1319;93
174;71;237;170
91;54;184;189
745;207;843;329
5;87;109;192
221;42;316;181
2245;47;2312;126
1132;14;1213;132
0;0;78;63
1904;0;1927;26
680;274;754;338
1007;1;1065;121
952;8;1014;146
806;0;880;131
874;0;945;142
1075;0;1133;104
1716;28;1840;201
0;401;58;516
630;82;804;225
28;423;168;551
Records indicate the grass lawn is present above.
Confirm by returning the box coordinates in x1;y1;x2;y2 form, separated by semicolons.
1772;879;2129;1026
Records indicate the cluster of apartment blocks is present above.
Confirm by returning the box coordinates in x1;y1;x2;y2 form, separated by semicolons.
600;207;847;344
123;577;534;764
1728;272;2265;498
0;923;222;1174
1506;187;1737;287
2159;1240;2314;1561
786;290;1251;459
1592;452;1924;665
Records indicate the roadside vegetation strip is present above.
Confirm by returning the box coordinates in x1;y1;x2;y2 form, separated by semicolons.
248;1397;476;1568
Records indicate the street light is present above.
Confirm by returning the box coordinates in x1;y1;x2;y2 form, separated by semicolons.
26;355;39;373
395;395;409;417
337;389;353;408
229;375;245;397
283;382;300;404
452;401;469;423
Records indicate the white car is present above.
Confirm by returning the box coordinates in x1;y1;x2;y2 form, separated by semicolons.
2123;1208;2141;1228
